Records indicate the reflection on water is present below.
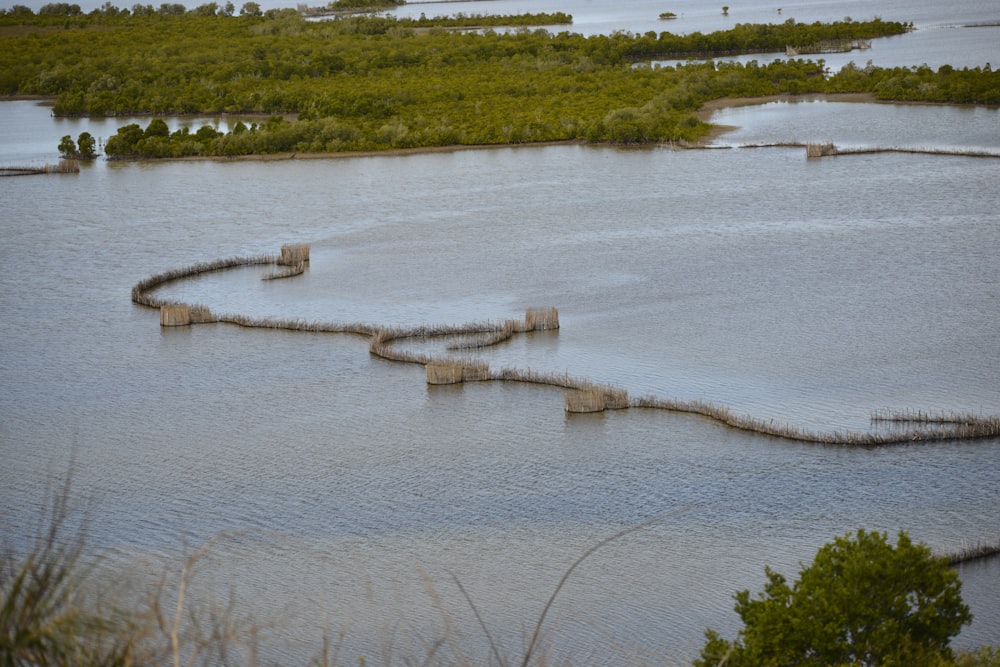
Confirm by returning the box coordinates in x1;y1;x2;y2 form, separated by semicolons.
708;98;1000;151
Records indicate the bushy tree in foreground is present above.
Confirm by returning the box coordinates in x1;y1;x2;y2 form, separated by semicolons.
696;529;972;667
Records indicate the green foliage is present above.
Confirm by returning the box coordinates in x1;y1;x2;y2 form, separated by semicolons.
76;131;96;157
696;529;973;667
1;8;993;157
57;131;98;157
39;2;82;15
57;134;77;157
957;646;1000;667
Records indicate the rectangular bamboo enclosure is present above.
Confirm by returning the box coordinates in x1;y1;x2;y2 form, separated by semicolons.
279;243;310;266
564;386;630;412
160;305;191;326
564;389;608;413
806;142;836;158
525;307;559;331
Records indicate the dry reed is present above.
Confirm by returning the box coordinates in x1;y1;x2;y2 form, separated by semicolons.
132;254;278;308
262;261;305;280
49;159;80;173
1;166;46;176
426;360;491;385
714;142;1000;159
944;539;1000;566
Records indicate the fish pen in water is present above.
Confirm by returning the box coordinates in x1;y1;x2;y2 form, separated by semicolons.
279;243;310;266
525;307;559;331
806;142;837;158
132;247;1000;447
159;304;192;327
564;388;608;413
0;160;80;176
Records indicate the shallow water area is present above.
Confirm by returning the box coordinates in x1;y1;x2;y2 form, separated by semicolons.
707;98;1000;151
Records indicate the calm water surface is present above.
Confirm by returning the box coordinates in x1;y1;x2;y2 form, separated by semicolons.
2;0;1000;663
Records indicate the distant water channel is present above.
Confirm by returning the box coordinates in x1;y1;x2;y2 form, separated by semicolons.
2;0;1000;663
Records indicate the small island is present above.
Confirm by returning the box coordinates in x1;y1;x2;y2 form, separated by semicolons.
1;7;996;159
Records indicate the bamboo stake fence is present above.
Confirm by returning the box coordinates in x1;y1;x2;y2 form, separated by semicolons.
131;248;1000;447
0;160;80;176
944;539;1000;566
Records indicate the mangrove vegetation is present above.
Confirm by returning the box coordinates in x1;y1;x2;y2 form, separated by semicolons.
1;8;997;156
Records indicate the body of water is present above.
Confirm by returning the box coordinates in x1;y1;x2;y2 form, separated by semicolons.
2;0;999;663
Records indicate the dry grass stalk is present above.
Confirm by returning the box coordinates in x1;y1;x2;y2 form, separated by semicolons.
462;360;491;381
872;408;994;425
219;312;374;337
831;146;1000;159
2;161;80;176
493;366;588;391
525;307;559;331
944;539;1000;566
631;394;1000;446
279;243;310;266
45;159;81;174
448;320;518;349
0;166;46;176
189;305;216;324
426;360;491;384
132;254;278;308
603;386;630;410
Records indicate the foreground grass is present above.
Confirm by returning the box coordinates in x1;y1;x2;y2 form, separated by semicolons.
4;480;999;666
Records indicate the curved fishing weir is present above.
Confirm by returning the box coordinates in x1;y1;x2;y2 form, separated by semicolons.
132;247;1000;447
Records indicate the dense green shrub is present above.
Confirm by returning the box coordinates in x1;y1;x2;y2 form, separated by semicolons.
696;530;972;667
7;8;995;156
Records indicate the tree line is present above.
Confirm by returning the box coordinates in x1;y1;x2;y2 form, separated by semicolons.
1;9;996;157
